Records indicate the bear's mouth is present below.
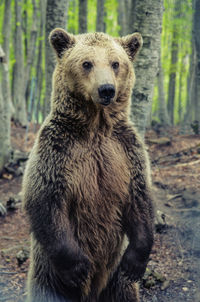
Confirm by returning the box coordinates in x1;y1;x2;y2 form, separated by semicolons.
99;98;112;106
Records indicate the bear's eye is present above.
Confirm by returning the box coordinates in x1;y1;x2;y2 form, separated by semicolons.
112;62;119;70
82;61;93;70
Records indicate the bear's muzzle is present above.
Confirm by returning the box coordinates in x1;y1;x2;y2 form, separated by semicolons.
98;84;115;106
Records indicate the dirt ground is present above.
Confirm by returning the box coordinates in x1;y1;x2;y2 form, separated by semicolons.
0;124;200;302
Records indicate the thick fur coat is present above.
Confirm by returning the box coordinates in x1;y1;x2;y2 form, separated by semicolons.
22;29;154;302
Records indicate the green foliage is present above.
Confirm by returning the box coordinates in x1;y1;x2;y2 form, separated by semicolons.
67;0;119;35
88;0;97;32
153;0;192;124
0;0;194;124
68;0;79;34
105;0;119;36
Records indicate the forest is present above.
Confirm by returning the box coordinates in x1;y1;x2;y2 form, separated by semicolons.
0;0;200;301
0;0;200;170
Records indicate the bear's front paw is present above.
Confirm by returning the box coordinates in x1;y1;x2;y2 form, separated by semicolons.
120;248;148;281
66;256;90;288
51;247;90;287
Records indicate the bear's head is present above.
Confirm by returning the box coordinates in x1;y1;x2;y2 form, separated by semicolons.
49;28;142;111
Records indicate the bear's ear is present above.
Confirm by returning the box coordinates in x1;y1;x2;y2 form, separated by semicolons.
117;33;143;61
49;28;76;58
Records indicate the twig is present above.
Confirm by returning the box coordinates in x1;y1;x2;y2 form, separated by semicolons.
1;237;15;240
152;143;200;164
0;271;17;275
154;158;200;170
172;159;200;168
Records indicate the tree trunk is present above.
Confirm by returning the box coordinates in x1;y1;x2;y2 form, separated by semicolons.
12;0;27;125
24;0;38;103
79;0;88;33
158;50;170;126
36;0;46;122
182;50;196;132
23;0;28;60
178;57;184;123
193;0;200;122
189;50;196;122
0;46;11;173
182;0;199;129
2;0;14;116
118;0;127;36
128;0;136;34
130;0;164;137
44;0;69;117
96;0;105;32
167;0;181;125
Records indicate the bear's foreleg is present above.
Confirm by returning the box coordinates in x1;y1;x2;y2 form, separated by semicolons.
113;124;154;281
23;148;91;301
25;186;90;288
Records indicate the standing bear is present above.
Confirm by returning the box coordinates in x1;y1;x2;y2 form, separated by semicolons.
22;28;154;302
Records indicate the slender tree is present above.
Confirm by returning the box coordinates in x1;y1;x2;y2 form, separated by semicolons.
12;0;27;125
24;0;38;102
44;0;69;117
36;0;46;122
167;0;181;125
182;0;199;129
79;0;88;33
2;0;14;116
23;0;28;59
0;46;11;173
183;50;195;129
96;0;105;32
193;0;200;123
129;0;164;137
118;0;131;36
178;54;185;122
158;50;170;125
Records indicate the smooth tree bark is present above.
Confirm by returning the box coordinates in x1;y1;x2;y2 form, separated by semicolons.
129;0;164;137
118;0;127;36
0;46;11;173
36;0;46;122
12;0;27;125
118;0;131;36
128;0;136;31
193;0;200;122
2;0;14;116
178;55;185;122
79;0;88;33
24;0;38;102
44;0;69;117
23;0;28;59
96;0;105;32
182;0;200;129
158;50;170;125
182;50;195;129
167;0;181;125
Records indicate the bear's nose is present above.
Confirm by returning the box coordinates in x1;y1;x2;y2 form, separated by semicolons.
98;84;115;100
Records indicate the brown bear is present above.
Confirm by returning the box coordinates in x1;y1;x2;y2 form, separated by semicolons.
22;28;154;302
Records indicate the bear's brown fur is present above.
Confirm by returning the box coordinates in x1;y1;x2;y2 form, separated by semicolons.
22;29;154;302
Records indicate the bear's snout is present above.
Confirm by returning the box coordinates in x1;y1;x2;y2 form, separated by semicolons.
98;84;115;105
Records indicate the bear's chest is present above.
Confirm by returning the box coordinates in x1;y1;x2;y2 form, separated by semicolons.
65;135;130;260
66;135;130;207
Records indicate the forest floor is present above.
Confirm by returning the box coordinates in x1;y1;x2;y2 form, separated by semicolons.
0;123;200;302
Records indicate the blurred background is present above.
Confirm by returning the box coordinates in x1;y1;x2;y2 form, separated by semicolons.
0;1;200;302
